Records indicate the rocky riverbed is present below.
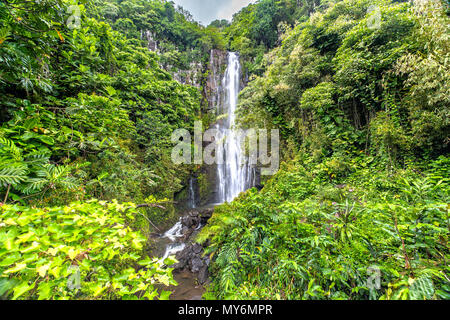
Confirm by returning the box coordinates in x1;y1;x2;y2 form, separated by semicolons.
173;207;213;284
152;205;214;300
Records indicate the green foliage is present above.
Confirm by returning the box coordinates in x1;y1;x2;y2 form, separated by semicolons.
1;0;449;302
236;0;448;165
224;0;319;74
0;200;176;299
202;1;449;300
0;0;69;98
200;157;449;300
0;0;202;206
92;0;226;70
0;131;77;200
0;0;207;300
394;0;450;154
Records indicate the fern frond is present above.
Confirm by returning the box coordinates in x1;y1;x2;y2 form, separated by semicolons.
0;165;28;187
0;158;18;170
216;242;238;267
57;177;78;190
24;151;50;167
32;164;78;191
219;264;237;292
0;137;23;162
20;178;48;194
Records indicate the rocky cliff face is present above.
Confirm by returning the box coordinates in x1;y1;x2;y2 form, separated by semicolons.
140;31;229;109
170;49;230;206
173;61;203;87
172;49;229;106
147;47;253;206
204;49;228;111
198;49;229;205
141;30;158;52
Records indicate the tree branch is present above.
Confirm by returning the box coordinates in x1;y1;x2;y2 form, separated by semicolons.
134;203;167;210
123;202;176;232
3;184;11;204
393;215;414;276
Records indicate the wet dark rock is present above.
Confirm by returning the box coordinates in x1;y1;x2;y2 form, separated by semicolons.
200;208;213;219
163;206;215;289
193;243;203;254
198;266;209;285
174;250;188;270
180;208;213;231
190;257;204;273
189;210;199;217
181;216;196;228
149;232;161;239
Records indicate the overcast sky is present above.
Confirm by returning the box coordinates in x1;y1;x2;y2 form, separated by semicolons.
171;0;256;25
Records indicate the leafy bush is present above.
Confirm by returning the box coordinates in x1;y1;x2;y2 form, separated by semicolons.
0;200;176;300
200;158;449;300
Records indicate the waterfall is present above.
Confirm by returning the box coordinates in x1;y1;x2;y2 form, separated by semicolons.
159;218;185;263
188;177;196;209
216;52;254;203
163;220;183;241
161;243;185;262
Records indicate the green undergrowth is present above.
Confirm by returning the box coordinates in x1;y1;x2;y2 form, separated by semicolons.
199;155;449;300
0;200;177;300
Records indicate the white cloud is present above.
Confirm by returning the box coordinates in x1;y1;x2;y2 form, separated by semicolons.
172;0;256;25
217;0;255;21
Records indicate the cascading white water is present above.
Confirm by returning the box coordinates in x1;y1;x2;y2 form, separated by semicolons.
163;220;183;241
160;219;185;262
188;177;196;209
155;52;255;298
161;243;185;262
216;52;254;203
160;177;196;260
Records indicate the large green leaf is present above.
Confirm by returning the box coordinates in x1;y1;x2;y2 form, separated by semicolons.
409;276;435;300
12;281;33;300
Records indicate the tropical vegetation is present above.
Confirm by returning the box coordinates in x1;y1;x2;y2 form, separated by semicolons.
0;0;448;300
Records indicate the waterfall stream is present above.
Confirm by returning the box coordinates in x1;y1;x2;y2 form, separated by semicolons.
188;177;196;209
161;222;185;261
216;52;254;203
157;51;252;299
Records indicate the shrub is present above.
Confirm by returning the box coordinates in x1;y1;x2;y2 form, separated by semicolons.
0;200;176;300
